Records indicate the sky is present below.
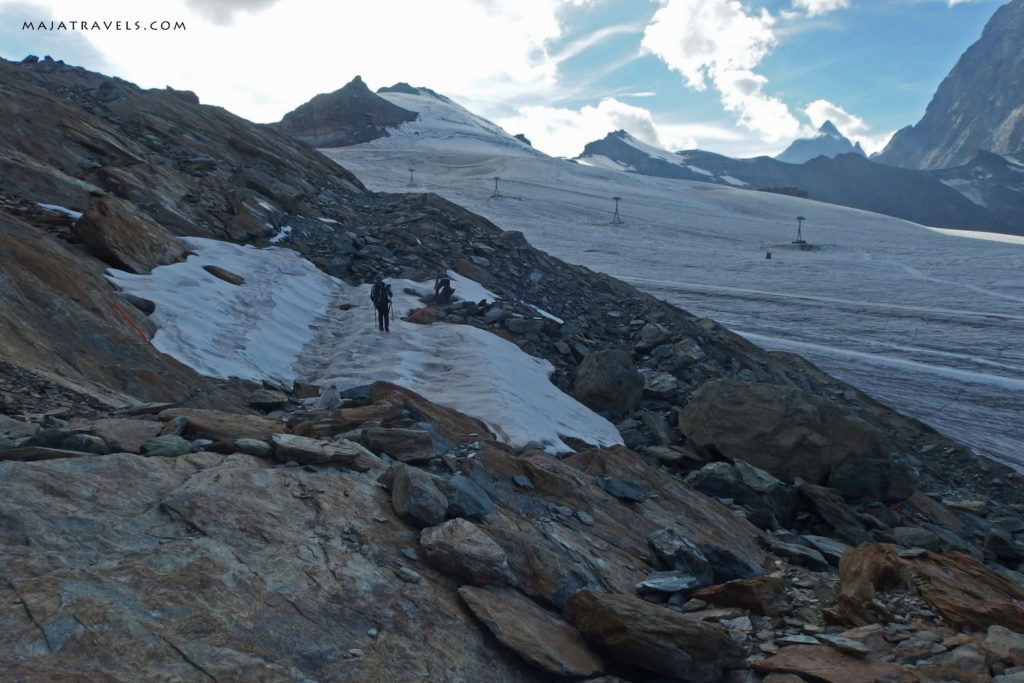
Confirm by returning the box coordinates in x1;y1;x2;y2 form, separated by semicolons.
0;0;1007;158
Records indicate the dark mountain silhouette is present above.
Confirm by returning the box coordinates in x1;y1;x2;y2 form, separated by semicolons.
578;131;1020;234
272;75;418;148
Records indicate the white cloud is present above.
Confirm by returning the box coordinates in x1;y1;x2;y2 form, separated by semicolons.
497;98;667;157
641;0;801;142
183;0;281;25
2;0;589;123
791;0;848;16
641;0;777;90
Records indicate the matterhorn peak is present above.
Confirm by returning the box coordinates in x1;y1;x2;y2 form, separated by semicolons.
775;120;865;164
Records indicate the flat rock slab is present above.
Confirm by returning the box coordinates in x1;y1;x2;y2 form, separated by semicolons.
88;418;163;454
753;644;910;683
566;589;743;681
270;433;367;466
158;408;281;442
459;586;603;677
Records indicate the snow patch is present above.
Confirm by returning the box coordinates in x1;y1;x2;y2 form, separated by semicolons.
106;238;621;454
37;203;83;219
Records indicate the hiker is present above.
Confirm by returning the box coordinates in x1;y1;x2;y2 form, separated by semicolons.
433;273;454;303
370;278;393;333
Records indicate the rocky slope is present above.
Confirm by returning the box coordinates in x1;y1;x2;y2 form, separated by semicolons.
874;0;1024;170
271;75;419;148
4;55;1024;681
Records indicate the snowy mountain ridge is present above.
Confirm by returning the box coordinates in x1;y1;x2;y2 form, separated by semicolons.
775;120;867;164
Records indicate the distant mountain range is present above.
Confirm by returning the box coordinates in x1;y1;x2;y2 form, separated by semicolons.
273;0;1024;235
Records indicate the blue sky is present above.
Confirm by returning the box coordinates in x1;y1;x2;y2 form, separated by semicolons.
0;0;1006;158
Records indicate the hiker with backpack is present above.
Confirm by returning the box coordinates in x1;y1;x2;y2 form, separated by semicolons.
370;278;393;333
433;273;454;303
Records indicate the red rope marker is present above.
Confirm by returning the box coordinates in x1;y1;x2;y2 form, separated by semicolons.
112;302;155;347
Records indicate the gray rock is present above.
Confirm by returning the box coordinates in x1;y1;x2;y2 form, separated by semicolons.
800;534;851;566
438;474;495;519
270;433;365;466
595;475;648;503
504;316;545;335
647;529;714;586
767;537;829;571
890;525;944;552
636;569;704;595
639;410;674;447
387;463;448;527
233;438;274;458
816;633;870;657
572;349;643;418
140;434;192;457
639;322;670;346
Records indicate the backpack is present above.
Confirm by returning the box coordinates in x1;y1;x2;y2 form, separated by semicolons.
370;281;383;307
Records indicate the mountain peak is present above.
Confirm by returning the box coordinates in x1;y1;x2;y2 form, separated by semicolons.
872;0;1024;169
775;121;864;164
272;77;418;148
819;120;841;137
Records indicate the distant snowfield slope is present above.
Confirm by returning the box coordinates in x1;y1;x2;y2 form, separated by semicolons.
322;88;1024;471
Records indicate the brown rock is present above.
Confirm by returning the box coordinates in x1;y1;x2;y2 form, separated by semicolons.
202;264;245;285
73;194;186;273
838;543;1024;632
157;408;280;441
360;427;435;463
752;644;912;683
459;585;604;677
0;446;93;462
572;349;643;417
420;518;510;586
690;575;788;616
89;417;163;453
566;589;744;681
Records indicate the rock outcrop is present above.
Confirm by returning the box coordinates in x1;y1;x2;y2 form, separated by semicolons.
272;75;419;148
874;0;1024;170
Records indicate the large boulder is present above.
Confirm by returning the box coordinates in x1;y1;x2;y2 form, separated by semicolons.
73;194;186;273
838;543;1024;632
572;349;643;417
420;518;510;586
458;586;603;677
678;379;903;498
566;590;744;682
385;462;448;527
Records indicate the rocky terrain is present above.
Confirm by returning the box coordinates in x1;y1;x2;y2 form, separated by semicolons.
874;0;1024;170
4;55;1024;681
